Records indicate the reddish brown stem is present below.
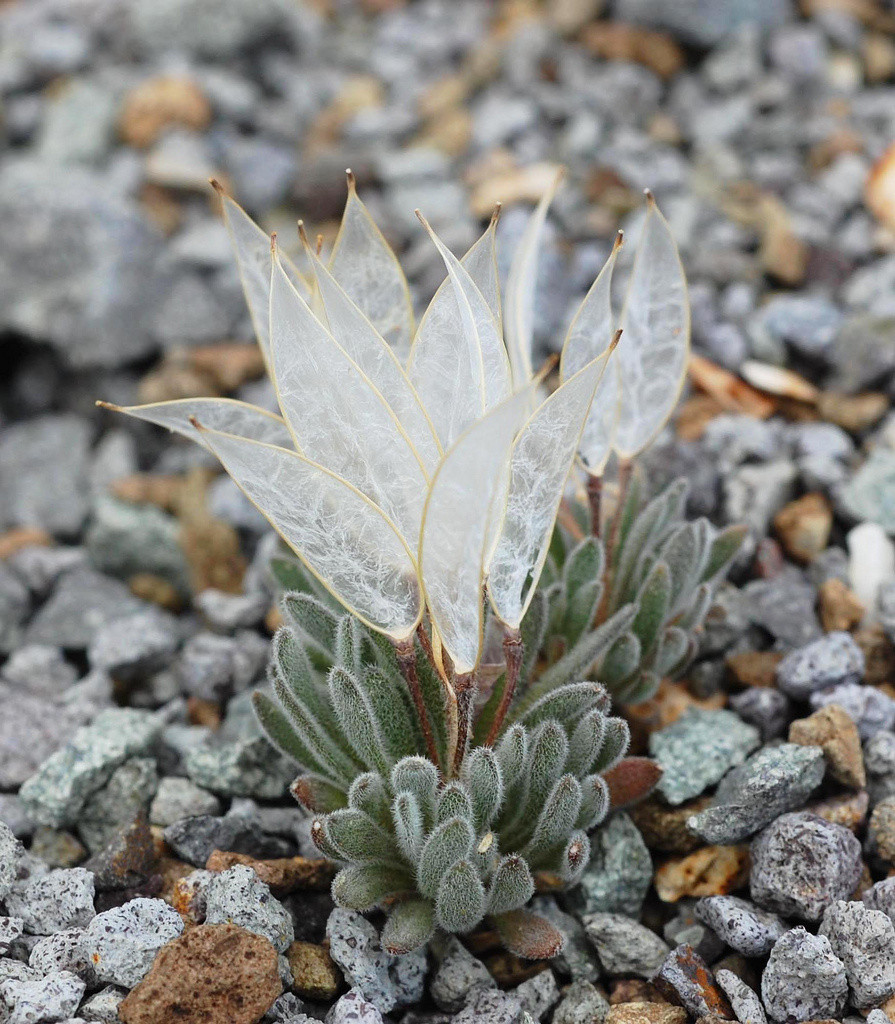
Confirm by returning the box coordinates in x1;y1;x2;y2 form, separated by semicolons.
394;638;441;771
485;628;523;747
587;475;603;538
416;622;437;672
606;459;632;566
452;672;477;776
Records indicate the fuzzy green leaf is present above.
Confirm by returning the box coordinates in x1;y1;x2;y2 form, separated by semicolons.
417;817;474;899
348;773;392;829
290;774;348;814
382;899;436;955
655;626;689;676
335;614;364;676
328;667;390;774
283;593;339;663
323;808;396;862
566;710;607;778
514;682;608;733
252;690;331;778
558;830;590;883
592;717;630;773
437;782;474;825
435;859;485;933
576;774;610;830
598;632;641;686
495;724;527;793
521;589;549;682
631;561;671;659
525;774;582;862
362;665;420;764
702;523;747;581
658;524;701;611
487;854;535;914
273;629;338;735
393;791;425;861
562;536;603;595
391;756;439;826
332;863;413;911
463;747;503;831
563;578;603;649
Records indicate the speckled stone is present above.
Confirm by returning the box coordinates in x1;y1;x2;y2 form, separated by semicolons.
652;945;732;1019
567;813;652;917
326;987;386;1024
5;867;95;935
819;900;895;1007
429;937;495;1012
788;704;866;788
552;980;609;1024
0;969;86;1024
515;969;559;1020
761;928;847;1023
688;744;825;844
776;631;865;699
649;709;760;806
583;913;670;979
204;864;294;953
750;812;862;922
84;898;184;988
863;877;895;924
715;969;766;1024
0;820;22;899
694;896;789;957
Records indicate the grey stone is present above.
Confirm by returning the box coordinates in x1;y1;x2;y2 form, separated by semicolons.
38;77;116;166
186;736;293;799
829;315;895;393
5;868;95;935
86;497;190;597
582;913;670;978
176;632;245;701
776;631;865;699
810;682;895;739
24;568;147;649
650;708;760;805
19;709;162;828
865;731;895;803
0;692;85;791
87;609;179;681
326;909;425;1013
761;928;848;1023
453;987;523;1024
819;900;895;1007
0;795;34;840
77;985;126;1023
742;574;822;648
194;588;269;632
77;758;158;854
162;812;292;866
566;813;651;917
0;918;25;955
0;416;92;536
729;688;791;741
688;744;825;844
841;449;895;534
0;160;167;368
757;293;844;358
29;929;92;982
864;877;895;924
723;460;797;535
652;944;728;1018
326;988;384;1024
551;979;608;1024
429;938;495;1012
715;969;766;1024
0;563;30;652
750;812;862;922
205;864;294;952
515;971;559;1020
0;969;86;1024
84;899;183;988
662;910;724;965
694;896;788;957
0;820;23;899
149;777;222;827
1;645;77;697
529;897;598;981
6;546;86;600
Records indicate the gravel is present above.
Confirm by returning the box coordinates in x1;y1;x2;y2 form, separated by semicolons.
761;928;848;1023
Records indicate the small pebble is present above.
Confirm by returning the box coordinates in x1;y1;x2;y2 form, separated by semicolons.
429;937;495;1012
761;928;848;1023
552;980;609;1024
204;864;294;953
0;969;86;1024
84;898;184;988
715;969;766;1024
653;944;732;1020
583;913;671;978
775;631;865;699
819;899;895;1007
788;704;866;788
694;896;789;957
5;867;95;935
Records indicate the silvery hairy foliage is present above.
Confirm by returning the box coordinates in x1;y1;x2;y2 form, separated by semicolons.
101;171;742;955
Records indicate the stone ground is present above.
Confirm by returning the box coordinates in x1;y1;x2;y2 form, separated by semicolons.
3;0;895;1022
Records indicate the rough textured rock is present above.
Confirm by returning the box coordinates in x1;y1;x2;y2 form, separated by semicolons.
204;864;294;953
118;923;282;1024
750;812;862;921
583;913;670;978
652;945;733;1019
568;813;652;917
429;937;496;1012
0;968;86;1024
553;979;610;1024
694;896;789;957
775;631;865;698
788;703;865;788
5;867;95;935
761;928;847;1023
84;898;184;988
819;900;895;1007
715;969;766;1024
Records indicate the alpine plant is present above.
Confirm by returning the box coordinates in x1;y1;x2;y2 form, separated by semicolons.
101;170;743;956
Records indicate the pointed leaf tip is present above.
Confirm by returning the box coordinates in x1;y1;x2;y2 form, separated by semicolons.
603;757;662;809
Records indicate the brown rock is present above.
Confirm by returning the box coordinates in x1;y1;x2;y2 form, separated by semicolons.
675;395;725;442
726;651;782;689
483;949;548;986
187;697;222;730
188;343;266;393
870;796;895;863
773;494;832;564
789;704;865;788
606;1003;687;1024
855;627;895;687
470;162;564;219
819;578;864;632
0;527;52;559
119;923;281;1024
129;573;183;611
120;75;212;149
688;354;775;419
816;391;888;433
806;790;869;832
287;941;342;1000
867;141;895;233
654;847;750;903
85;813;157;890
165;866;209;923
629;797;709;855
581;22;684;79
30;827;87;868
653;945;734;1020
205;850;337;895
609;981;668;1005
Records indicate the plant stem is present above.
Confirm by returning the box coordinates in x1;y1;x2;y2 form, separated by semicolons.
452;671;477;776
484;628;523;747
416;622;437;672
394;638;441;771
587;474;603;538
606;459;632;568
